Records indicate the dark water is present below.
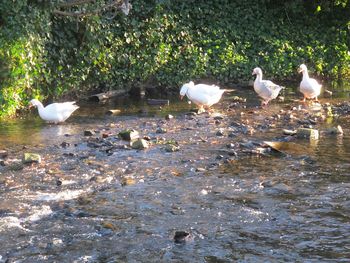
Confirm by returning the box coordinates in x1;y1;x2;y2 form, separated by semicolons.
0;83;349;262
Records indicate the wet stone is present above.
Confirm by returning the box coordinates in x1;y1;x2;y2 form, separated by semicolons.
165;144;180;152
131;139;149;150
23;153;41;164
143;136;151;141
216;155;224;160
196;167;206;172
156;127;167;134
283;129;297;136
174;231;192;243
60;141;70;148
325;125;343;135
296;128;319;140
226;143;235;149
56;179;62;186
228;132;237;138
118;129;140;141
84;130;95;136
228;150;238;157
216;128;225;136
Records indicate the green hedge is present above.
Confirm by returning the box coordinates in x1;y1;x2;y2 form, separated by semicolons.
0;0;349;118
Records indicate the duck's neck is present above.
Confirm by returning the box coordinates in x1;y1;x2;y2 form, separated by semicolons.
36;101;45;111
302;70;309;80
255;73;262;82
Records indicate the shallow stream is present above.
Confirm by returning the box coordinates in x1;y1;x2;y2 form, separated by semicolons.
0;83;349;262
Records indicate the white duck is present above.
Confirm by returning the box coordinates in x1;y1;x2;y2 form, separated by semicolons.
252;67;284;106
180;81;228;113
298;64;322;102
29;99;79;124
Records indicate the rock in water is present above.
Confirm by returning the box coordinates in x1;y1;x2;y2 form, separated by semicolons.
174;231;192;243
165;144;180;152
296;128;319;140
131;139;149;150
118;129;140;141
84;130;95;136
23;153;41;164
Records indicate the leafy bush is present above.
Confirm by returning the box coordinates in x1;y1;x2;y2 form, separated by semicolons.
0;0;349;118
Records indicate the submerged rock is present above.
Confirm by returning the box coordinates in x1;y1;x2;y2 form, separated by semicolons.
325;125;343;135
23;153;41;164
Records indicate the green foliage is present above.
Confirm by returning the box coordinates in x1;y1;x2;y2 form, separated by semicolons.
0;0;349;118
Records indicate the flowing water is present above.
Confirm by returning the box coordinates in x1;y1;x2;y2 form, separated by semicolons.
0;83;349;262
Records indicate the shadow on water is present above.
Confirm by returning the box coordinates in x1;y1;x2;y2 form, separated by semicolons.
0;81;350;262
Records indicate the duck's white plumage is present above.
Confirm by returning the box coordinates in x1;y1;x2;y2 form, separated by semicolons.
30;99;79;123
180;81;226;113
252;67;284;105
298;64;322;101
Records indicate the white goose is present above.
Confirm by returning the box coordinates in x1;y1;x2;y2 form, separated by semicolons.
252;67;284;106
180;81;228;113
29;99;79;124
298;64;322;102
